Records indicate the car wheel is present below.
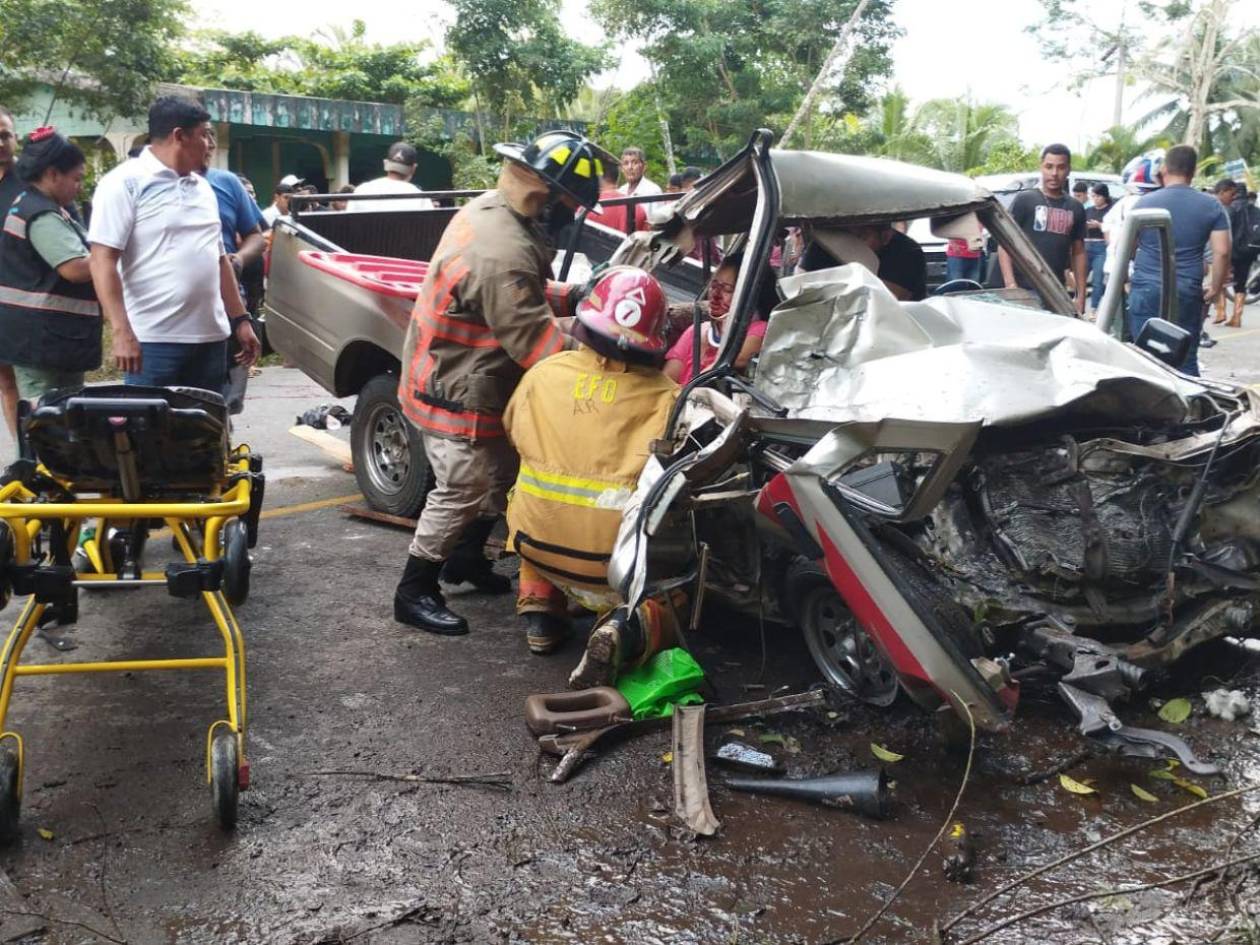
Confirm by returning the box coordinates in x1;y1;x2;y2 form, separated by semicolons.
786;558;900;707
350;373;434;518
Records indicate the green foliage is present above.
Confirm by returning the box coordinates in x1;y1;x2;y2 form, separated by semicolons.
1084;124;1162;172
966;139;1043;176
590;84;673;184
447;0;608;141
170;21;468;107
0;0;187;121
408;115;500;190
591;0;900;161
913;98;1020;173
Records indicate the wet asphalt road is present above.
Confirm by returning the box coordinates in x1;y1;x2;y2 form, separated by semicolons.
0;326;1258;944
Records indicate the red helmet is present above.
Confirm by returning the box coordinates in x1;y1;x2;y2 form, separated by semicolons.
574;266;669;365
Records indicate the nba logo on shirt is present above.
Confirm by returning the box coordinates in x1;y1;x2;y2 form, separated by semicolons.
1034;205;1048;232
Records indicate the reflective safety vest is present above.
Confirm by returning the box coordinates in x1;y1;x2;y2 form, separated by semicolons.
0;188;101;372
399;190;577;441
504;346;678;588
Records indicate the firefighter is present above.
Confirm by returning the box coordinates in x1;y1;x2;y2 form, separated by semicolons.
393;130;616;636
503;266;683;688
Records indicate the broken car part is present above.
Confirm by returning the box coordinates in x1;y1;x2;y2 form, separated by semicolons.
524;687;632;737
714;741;784;774
672;704;720;836
538;689;826;784
724;768;890;819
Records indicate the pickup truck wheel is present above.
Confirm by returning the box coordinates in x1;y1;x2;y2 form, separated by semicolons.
351;374;433;518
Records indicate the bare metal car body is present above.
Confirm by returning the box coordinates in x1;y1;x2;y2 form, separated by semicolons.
607;131;1258;769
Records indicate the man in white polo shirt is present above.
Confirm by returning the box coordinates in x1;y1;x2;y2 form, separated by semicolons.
88;96;260;393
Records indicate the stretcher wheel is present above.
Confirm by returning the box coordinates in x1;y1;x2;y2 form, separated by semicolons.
0;748;21;845
222;520;251;606
211;732;239;830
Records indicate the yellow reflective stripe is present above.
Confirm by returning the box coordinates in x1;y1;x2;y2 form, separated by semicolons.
515;479;601;509
518;462;624;495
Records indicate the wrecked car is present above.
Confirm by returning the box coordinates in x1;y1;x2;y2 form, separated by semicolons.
607;130;1259;771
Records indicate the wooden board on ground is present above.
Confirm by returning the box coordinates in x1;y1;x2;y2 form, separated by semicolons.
338;504;506;553
288;425;354;469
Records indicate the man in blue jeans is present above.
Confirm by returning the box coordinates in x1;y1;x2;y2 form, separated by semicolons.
88;96;259;393
1127;145;1231;376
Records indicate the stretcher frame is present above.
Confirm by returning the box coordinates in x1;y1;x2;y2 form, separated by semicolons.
0;446;256;836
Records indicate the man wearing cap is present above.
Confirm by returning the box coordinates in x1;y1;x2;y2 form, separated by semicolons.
352;142;433;212
391;130;615;636
261;174;303;226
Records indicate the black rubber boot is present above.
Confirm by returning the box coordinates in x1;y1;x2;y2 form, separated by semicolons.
394;555;469;636
522;612;571;656
441;517;512;594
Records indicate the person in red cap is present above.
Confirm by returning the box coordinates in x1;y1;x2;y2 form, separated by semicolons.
503;265;683;685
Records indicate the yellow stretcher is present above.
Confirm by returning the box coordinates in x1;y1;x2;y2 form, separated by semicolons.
0;385;264;838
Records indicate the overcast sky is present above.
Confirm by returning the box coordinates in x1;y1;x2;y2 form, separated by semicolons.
190;0;1259;155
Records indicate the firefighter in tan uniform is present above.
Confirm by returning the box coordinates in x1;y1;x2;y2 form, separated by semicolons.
393;130;616;635
503;267;683;687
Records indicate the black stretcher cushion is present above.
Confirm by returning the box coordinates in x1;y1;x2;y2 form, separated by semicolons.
26;385;230;494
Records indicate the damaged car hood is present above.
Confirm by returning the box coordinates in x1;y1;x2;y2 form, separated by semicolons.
755;265;1216;429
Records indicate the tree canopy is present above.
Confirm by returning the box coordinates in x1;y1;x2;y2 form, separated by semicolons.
590;0;900;160
169;20;468;107
0;0;186;121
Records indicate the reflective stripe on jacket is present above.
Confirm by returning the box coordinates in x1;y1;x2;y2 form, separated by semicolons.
399;189;578;441
0;188;101;372
504;346;678;588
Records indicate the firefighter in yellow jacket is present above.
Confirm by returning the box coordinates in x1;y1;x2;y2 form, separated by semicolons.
504;266;682;687
393;130;617;636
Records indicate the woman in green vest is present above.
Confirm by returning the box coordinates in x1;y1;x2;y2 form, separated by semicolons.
0;127;100;404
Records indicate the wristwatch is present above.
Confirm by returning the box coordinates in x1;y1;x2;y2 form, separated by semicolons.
230;314;252;331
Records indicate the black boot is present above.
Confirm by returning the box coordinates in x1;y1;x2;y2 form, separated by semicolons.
441;517;511;594
521;612;571;655
394;555;469;636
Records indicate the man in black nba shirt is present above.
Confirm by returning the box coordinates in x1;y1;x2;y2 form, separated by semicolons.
999;143;1087;315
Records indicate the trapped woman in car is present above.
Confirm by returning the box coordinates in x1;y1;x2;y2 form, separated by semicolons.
664;252;778;385
0;127;100;403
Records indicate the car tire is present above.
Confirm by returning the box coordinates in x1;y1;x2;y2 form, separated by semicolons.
350;373;434;518
785;557;900;707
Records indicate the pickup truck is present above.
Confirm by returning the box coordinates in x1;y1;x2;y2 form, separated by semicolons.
261;147;1126;518
263;192;704;515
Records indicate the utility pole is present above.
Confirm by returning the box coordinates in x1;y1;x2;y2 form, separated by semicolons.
1105;7;1127;129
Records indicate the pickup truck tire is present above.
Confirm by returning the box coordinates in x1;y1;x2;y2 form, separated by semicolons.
351;373;433;518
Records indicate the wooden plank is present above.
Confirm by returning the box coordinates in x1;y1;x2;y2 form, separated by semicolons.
338;504;506;553
288;425;353;467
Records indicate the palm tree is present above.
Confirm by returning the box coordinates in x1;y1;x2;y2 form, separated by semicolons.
871;86;932;165
1085;124;1161;173
912;98;1019;173
1135;0;1259;154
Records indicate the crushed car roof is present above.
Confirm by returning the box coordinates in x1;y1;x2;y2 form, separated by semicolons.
672;148;995;234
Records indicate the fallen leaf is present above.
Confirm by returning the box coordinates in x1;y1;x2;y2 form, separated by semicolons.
784;736;802;755
1059;774;1097;795
1149;768;1177;781
826;712;839;721
758;733;786;747
1130;784;1159;803
727;728;745;738
36;828;54;841
661;752;673;765
870;743;905;763
1158;698;1192;724
1173;777;1208;800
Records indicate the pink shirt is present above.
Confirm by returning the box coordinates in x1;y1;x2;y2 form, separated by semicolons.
666;320;768;386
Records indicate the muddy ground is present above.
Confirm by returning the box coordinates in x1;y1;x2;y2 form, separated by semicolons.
1;341;1259;945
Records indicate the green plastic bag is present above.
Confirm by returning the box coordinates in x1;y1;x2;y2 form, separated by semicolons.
616;648;706;719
